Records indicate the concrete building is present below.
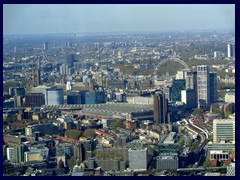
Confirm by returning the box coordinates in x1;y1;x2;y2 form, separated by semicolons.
60;64;69;75
84;157;127;171
128;148;148;171
45;88;64;105
213;118;235;143
25;123;58;136
156;155;178;171
7;147;15;161
197;65;210;109
32;66;41;85
227;44;235;58
225;92;235;103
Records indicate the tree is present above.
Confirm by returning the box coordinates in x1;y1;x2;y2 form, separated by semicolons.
110;121;124;129
65;129;81;140
83;129;95;138
224;111;232;118
203;160;211;167
192;108;204;119
68;156;76;170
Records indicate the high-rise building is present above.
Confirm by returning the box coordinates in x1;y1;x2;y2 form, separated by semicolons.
43;42;48;51
65;54;75;67
85;91;106;104
32;66;41;85
153;91;169;124
213;118;235;143
45;87;64;105
197;65;218;109
74;140;95;163
197;65;210;109
227;44;235;58
59;64;69;75
14;143;28;163
181;89;196;109
128;148;148;171
9;87;25;97
210;72;218;104
170;79;186;101
25;93;45;107
67;91;83;104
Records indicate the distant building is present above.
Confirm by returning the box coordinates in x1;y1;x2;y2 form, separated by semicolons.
32;66;41;85
65;54;75;67
59;64;69;75
128;148;148;171
227;44;235;58
43;42;48;51
25;93;45;107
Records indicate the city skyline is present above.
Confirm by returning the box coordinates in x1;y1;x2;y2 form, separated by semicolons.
3;4;235;35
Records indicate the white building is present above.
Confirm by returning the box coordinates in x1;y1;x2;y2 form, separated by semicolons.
225;92;235;103
213;118;235;143
7;147;15;161
128;148;148;171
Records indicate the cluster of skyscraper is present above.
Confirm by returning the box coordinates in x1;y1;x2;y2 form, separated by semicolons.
154;65;218;124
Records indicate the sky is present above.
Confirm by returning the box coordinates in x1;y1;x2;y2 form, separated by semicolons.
3;4;235;35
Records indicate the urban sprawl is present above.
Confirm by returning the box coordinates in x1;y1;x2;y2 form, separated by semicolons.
3;31;235;176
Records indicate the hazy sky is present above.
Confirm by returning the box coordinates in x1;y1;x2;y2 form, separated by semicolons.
3;4;235;35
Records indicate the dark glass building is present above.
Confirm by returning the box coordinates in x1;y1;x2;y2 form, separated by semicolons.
25;93;45;107
153;91;169;124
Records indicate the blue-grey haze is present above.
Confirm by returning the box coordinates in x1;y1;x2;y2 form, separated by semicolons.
3;4;235;35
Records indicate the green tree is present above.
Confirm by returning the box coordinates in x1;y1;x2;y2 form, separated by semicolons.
224;111;232;118
203;160;211;167
83;129;95;138
192;108;204;119
68;156;76;170
212;103;223;114
65;129;81;140
110;121;124;129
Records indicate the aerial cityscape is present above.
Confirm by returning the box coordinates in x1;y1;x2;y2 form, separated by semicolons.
3;4;235;176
